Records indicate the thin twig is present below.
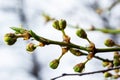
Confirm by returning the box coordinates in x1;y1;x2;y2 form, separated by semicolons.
51;66;120;80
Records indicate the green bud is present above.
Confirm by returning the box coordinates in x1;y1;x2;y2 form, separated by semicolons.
102;61;109;67
49;59;59;69
104;39;115;47
26;43;36;52
76;28;87;39
73;63;85;73
52;20;60;30
113;59;120;67
69;48;82;56
104;72;112;78
59;19;66;30
114;52;120;59
4;33;17;45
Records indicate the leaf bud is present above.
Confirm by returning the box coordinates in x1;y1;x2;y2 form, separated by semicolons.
4;33;17;45
104;72;112;78
104;39;115;47
73;63;85;73
26;43;36;52
76;28;87;39
87;52;94;60
22;32;31;40
59;19;67;30
49;59;59;69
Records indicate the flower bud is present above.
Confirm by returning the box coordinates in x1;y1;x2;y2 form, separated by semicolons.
114;52;120;59
113;59;120;67
70;48;82;56
104;72;112;78
76;28;87;39
49;59;59;69
102;61;109;67
104;39;115;47
52;20;60;30
4;33;17;45
26;43;36;52
59;19;66;30
73;63;85;73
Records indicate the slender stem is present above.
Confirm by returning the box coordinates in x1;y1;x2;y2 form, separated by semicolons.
80;51;112;62
86;37;91;43
61;30;66;36
108;0;120;11
93;28;120;34
51;66;120;80
96;47;120;52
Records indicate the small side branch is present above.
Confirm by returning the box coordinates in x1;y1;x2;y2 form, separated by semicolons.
51;66;120;80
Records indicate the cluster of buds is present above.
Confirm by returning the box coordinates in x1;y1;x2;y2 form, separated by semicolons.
4;27;31;46
102;52;120;79
52;19;67;31
104;71;120;79
49;19;70;70
4;19;120;79
113;52;120;67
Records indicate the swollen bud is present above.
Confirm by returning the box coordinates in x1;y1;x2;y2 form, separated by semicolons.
52;20;60;30
52;19;67;30
59;19;66;30
69;48;82;56
26;43;36;52
102;61;109;67
4;33;17;45
113;59;120;67
73;63;85;73
104;39;115;47
49;59;59;69
104;72;112;78
76;28;87;39
114;52;120;59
